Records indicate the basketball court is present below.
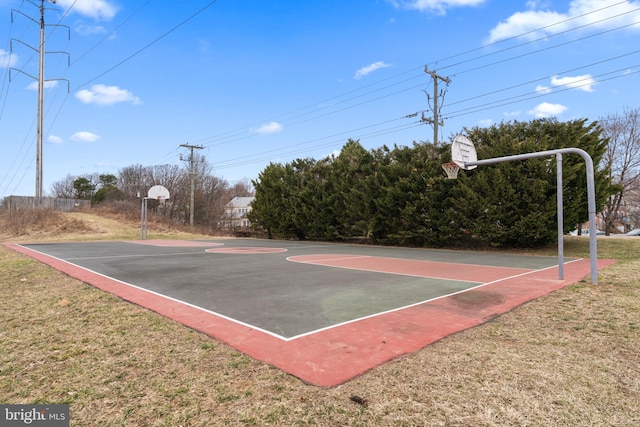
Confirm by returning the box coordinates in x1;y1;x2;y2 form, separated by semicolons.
7;238;613;386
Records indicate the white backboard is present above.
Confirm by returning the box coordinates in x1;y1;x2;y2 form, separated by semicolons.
148;185;170;200
451;134;478;170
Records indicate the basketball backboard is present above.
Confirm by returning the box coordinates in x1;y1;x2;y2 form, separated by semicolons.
451;134;477;170
148;185;170;200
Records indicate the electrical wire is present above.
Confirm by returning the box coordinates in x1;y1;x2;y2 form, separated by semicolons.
445;50;640;109
70;0;220;92
437;5;640;74
191;2;640;148
1;0;639;193
193;15;640;152
213;121;424;170
71;0;153;65
445;67;639;120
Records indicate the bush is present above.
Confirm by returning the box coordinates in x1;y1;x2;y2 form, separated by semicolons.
0;208;92;236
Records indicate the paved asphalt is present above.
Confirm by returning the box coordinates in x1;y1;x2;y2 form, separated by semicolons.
21;239;565;338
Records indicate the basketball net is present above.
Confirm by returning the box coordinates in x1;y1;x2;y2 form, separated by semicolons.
441;162;460;179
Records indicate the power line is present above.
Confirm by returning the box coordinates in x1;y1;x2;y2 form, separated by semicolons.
425;0;634;69
444;66;639;120
71;0;220;92
190;70;425;147
191;16;640;151
445;49;640;110
450;20;640;79
0;1;221;195
71;0;153;65
2;0;638;192
212;121;424;171
437;5;640;74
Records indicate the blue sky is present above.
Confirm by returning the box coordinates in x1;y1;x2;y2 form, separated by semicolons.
0;0;638;197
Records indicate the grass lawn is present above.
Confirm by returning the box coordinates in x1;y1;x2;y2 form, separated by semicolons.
1;211;639;426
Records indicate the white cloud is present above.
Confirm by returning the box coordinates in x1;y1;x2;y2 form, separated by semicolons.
387;0;486;15
0;49;18;69
27;81;59;91
75;23;108;35
504;110;522;117
536;85;552;94
48;135;64;144
551;74;596;92
527;102;567;118
487;10;562;43
75;84;141;106
486;0;640;43
525;0;550;9
478;118;493;127
254;122;283;135
71;131;100;143
55;0;118;21
354;61;392;79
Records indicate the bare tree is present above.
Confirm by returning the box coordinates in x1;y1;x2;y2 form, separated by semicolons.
599;107;640;234
118;164;151;199
49;174;76;198
48;151;247;229
228;179;254;198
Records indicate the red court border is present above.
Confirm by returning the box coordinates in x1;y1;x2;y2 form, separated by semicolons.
7;241;614;387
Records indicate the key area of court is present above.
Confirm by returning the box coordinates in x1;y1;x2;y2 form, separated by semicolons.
8;238;613;386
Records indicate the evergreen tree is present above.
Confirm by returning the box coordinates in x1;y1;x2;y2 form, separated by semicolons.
457;119;612;246
72;177;95;200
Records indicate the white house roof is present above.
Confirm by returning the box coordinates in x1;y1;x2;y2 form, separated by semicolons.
226;196;255;207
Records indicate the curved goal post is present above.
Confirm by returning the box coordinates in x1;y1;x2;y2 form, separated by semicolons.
447;134;599;285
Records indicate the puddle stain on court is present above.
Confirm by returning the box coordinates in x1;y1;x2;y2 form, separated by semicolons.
450;290;505;309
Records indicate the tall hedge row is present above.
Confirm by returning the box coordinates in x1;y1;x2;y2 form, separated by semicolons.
249;119;612;248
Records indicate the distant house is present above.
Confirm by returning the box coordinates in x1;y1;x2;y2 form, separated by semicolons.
224;196;255;229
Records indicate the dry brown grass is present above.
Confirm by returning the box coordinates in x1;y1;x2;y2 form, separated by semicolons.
0;210;638;426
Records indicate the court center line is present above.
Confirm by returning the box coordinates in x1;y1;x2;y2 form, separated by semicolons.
61;251;218;261
286;255;372;263
287;255;486;283
289;252;563;270
286;259;584;341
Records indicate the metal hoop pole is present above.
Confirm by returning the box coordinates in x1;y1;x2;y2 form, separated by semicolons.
557;153;564;280
465;147;598;284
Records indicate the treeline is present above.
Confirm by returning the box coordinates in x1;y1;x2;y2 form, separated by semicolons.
50;157;253;228
249;119;613;248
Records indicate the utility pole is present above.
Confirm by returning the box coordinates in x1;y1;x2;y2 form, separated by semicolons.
180;143;203;227
9;1;69;198
36;0;45;198
421;66;450;144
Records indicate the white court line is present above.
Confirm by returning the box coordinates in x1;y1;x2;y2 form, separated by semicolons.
287;254;485;284
286;258;585;341
16;244;585;342
287;254;372;263
292;253;557;270
16;244;291;341
63;251;215;261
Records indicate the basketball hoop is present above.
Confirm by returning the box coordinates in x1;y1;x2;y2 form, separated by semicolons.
441;162;460;179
